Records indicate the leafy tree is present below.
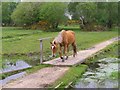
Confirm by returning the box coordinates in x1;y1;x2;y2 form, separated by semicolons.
106;2;118;28
2;2;17;26
68;2;118;30
39;2;67;30
96;2;118;28
76;2;97;24
95;2;108;26
75;2;97;30
68;2;79;20
11;2;41;26
118;2;120;27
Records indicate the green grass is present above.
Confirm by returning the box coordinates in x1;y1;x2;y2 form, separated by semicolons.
1;27;118;67
2;27;118;54
2;28;57;54
109;71;120;80
49;65;88;88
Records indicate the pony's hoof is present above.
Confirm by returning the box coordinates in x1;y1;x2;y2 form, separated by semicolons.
65;56;68;60
60;56;63;59
61;57;64;62
73;54;75;57
62;59;65;62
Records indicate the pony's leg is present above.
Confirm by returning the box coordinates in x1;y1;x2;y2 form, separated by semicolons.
59;45;64;60
64;44;68;60
67;45;69;53
72;42;77;57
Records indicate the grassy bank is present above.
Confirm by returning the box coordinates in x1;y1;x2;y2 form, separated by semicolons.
49;65;88;88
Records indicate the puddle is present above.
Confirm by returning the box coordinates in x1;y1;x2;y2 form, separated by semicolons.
1;60;32;74
1;54;52;74
75;58;120;88
0;71;26;86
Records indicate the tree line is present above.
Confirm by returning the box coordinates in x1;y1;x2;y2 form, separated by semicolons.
2;2;119;31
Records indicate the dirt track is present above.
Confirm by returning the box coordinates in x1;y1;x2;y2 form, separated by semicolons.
3;67;69;88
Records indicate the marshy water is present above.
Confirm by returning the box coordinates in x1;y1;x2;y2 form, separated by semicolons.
75;58;119;88
0;71;26;86
0;60;32;86
1;60;32;74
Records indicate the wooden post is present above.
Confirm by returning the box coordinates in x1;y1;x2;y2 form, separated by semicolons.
38;37;52;64
40;39;43;64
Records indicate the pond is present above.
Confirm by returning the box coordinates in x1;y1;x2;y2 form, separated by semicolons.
75;58;119;88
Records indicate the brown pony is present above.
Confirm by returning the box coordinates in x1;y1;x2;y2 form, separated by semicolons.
50;30;77;62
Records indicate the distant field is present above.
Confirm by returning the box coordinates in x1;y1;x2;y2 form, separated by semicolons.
2;27;118;66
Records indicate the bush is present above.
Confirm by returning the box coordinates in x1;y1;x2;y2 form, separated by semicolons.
66;20;80;26
81;23;107;31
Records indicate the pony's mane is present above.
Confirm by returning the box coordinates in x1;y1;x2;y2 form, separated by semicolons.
53;30;65;44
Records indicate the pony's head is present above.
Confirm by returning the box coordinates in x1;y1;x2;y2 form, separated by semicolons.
50;41;58;57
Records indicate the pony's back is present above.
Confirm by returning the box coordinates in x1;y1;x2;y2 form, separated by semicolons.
62;30;75;44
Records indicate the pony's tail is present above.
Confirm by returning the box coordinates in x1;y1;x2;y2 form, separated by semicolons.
74;45;77;55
